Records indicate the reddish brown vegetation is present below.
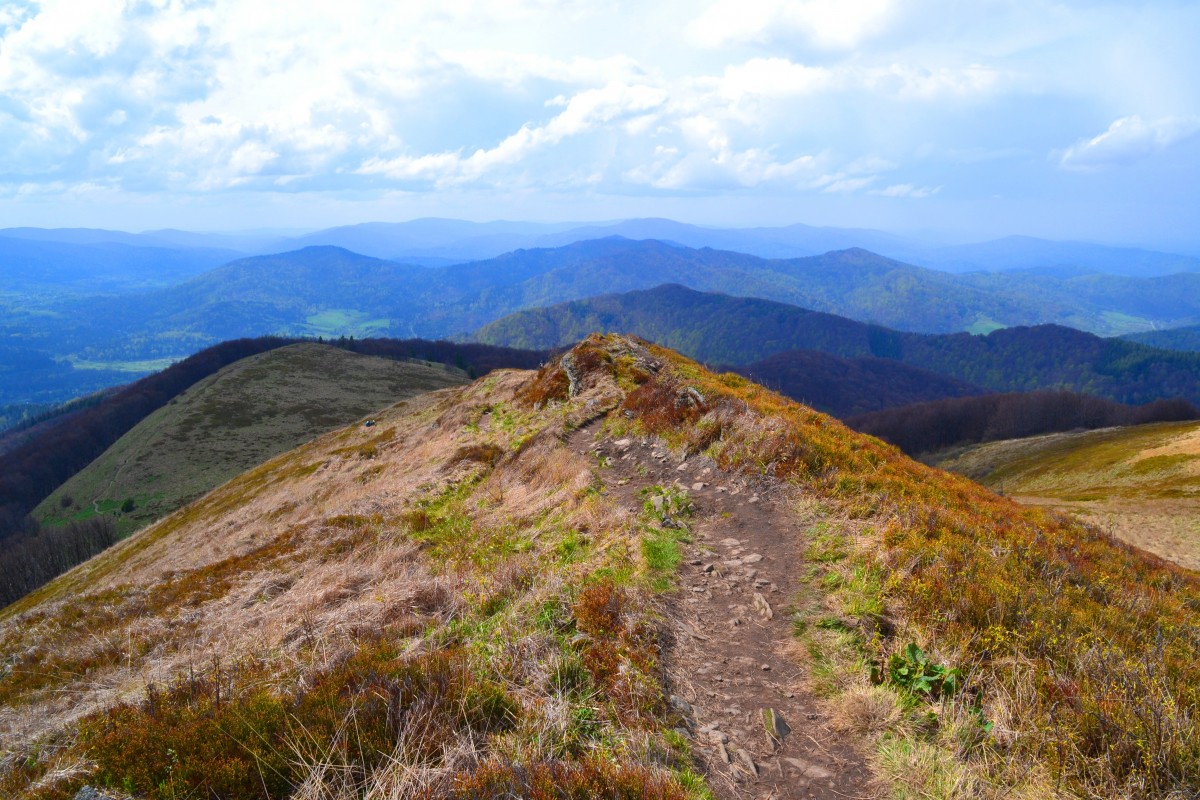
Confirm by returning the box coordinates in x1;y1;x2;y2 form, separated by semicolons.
573;578;664;727
427;758;690;800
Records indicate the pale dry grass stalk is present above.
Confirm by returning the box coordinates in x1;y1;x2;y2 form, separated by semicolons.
830;682;904;736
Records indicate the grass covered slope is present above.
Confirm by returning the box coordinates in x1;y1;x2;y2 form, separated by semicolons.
33;343;467;536
2;335;1199;799
937;421;1200;570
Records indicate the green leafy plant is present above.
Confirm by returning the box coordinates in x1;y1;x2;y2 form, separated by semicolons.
875;643;962;700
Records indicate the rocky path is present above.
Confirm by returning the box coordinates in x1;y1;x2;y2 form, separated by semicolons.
575;427;876;800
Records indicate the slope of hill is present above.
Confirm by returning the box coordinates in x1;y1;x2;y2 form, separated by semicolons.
2;335;1198;800
734;350;985;417
936;421;1200;571
849;391;1199;456
914;235;1200;276
32;343;467;538
0;236;242;293
475;284;1200;407
1123;323;1200;352
0;336;546;545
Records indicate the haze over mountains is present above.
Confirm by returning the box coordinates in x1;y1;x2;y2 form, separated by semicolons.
6;217;1200;275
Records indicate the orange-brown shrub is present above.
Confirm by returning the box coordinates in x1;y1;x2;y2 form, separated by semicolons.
452;443;506;467
77;641;520;800
621;377;708;439
423;757;689;799
572;579;664;726
517;364;569;406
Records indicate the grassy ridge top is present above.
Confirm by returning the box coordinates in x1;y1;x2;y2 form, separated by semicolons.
33;343;467;536
3;334;1199;799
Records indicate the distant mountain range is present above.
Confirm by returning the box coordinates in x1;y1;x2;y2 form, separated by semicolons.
476;283;1200;407
6;230;1200;410
0;236;241;293
5;217;1199;276
48;239;1200;356
6;236;1200;410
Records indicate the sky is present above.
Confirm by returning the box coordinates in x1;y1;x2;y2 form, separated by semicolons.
0;0;1197;250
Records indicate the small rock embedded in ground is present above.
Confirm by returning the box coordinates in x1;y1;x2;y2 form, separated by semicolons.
753;592;774;620
670;695;693;715
738;748;759;777
762;707;792;743
743;553;764;564
74;789;118;800
784;756;832;780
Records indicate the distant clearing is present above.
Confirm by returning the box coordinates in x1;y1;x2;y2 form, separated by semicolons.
66;356;181;372
34;343;467;537
936;420;1200;569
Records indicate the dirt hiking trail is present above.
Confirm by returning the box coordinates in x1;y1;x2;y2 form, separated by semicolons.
573;424;877;800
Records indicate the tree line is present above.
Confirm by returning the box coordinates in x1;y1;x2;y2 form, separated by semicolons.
847;390;1200;456
0;517;117;606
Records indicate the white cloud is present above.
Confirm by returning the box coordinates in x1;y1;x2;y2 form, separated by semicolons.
869;183;941;198
0;0;1197;240
687;0;895;50
1058;115;1200;171
358;82;667;186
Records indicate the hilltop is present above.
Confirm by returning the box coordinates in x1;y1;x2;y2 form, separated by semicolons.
2;335;1198;800
32;343;468;537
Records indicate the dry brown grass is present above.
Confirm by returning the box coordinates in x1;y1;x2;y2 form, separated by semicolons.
0;354;704;800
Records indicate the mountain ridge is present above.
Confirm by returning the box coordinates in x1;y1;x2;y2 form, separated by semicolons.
2;334;1198;799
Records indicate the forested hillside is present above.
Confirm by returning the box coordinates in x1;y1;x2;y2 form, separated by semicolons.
849;391;1199;456
477;284;1200;407
1123;324;1200;352
733;350;984;417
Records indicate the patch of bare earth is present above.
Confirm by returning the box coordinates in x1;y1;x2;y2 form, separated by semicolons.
573;426;876;800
